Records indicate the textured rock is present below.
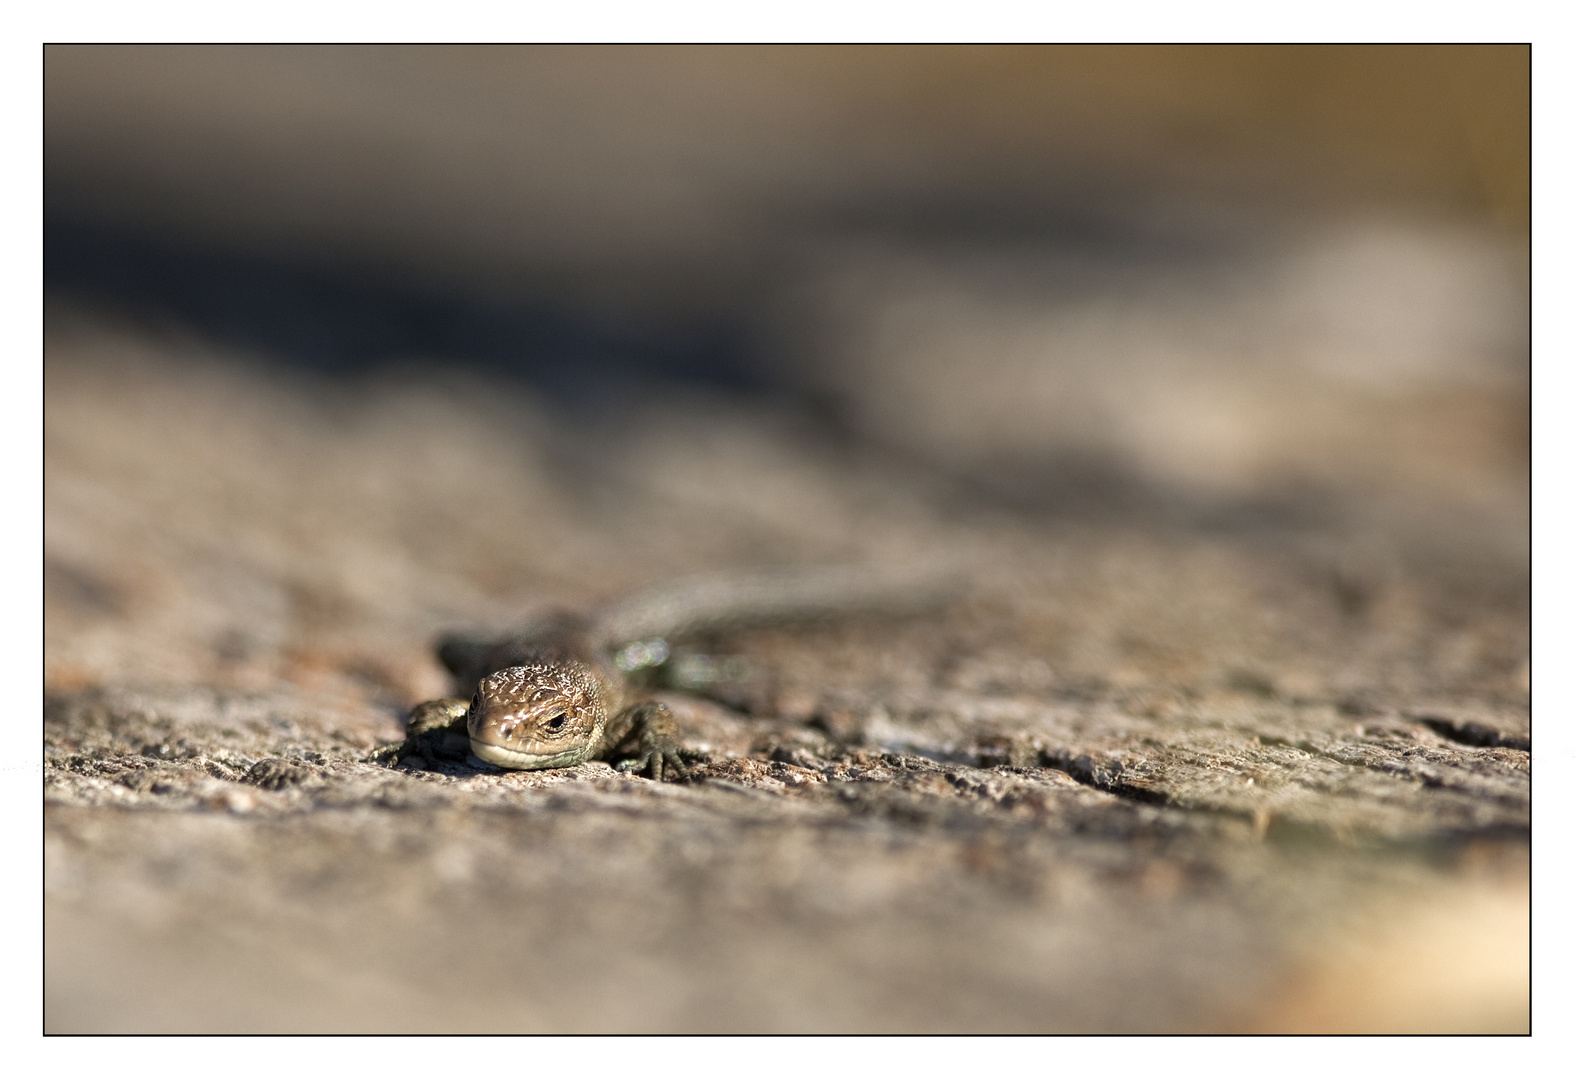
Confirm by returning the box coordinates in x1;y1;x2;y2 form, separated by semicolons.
44;310;1528;1032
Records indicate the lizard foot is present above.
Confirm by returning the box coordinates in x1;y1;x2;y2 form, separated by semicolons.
617;743;692;782
398;697;472;765
607;700;697;782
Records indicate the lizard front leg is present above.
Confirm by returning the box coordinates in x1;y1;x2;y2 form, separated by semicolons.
396;697;472;764
601;700;691;782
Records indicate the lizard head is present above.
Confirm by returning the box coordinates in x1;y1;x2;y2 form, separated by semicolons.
467;661;606;770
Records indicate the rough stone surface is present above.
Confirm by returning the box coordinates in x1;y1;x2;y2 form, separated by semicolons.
44;309;1529;1033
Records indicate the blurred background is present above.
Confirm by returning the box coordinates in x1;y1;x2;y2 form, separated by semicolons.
46;45;1527;497
44;43;1530;693
44;45;1530;1033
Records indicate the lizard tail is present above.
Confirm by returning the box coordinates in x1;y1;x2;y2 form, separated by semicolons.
588;562;960;650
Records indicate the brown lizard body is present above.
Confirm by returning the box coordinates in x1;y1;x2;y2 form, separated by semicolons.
401;565;954;782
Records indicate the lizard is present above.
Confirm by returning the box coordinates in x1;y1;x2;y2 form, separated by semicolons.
395;564;954;782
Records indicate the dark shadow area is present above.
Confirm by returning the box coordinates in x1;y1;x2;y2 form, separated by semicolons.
44;210;768;402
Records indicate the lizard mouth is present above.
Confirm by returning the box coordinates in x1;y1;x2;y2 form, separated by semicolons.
469;737;588;771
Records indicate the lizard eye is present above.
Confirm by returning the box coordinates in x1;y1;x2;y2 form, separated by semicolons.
544;713;566;733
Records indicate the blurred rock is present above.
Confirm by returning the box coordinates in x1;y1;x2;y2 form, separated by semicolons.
784;218;1526;504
